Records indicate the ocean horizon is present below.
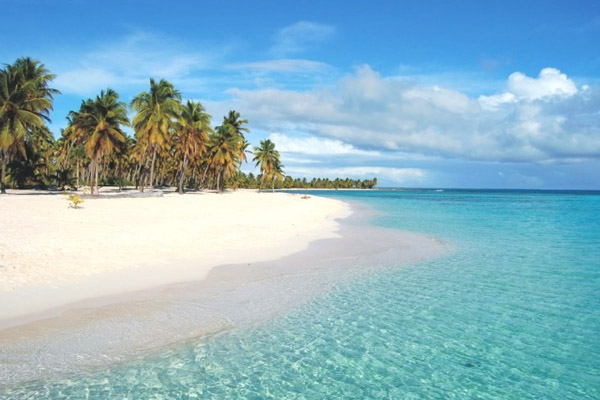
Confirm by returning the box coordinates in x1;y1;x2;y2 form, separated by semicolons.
2;189;599;399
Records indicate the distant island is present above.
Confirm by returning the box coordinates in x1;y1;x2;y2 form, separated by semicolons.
0;57;376;194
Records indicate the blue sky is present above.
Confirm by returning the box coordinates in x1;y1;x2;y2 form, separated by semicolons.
1;0;599;189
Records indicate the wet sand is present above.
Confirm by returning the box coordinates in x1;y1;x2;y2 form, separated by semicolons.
0;201;449;386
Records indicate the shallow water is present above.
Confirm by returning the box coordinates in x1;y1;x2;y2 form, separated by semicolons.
2;189;599;399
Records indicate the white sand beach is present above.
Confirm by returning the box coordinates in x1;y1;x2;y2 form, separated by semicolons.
0;189;449;385
0;189;350;323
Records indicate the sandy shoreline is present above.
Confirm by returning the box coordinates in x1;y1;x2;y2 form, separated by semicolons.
0;190;449;385
0;188;349;324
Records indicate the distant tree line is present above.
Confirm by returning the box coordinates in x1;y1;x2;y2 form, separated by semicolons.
0;57;377;193
235;174;378;190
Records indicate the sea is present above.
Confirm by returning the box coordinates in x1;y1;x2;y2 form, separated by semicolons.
2;189;599;399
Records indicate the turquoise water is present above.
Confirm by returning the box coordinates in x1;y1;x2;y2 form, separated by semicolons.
3;190;599;399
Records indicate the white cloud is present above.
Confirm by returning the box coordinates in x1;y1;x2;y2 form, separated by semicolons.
217;65;600;163
403;85;472;114
507;68;578;100
227;59;332;73
53;31;217;96
54;68;119;95
278;156;320;165
478;92;517;110
269;132;380;156
270;21;335;56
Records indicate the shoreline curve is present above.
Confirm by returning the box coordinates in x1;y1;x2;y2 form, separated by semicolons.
0;193;449;386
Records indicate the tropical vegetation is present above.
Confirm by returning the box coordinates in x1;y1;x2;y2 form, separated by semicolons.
0;57;377;194
0;57;57;193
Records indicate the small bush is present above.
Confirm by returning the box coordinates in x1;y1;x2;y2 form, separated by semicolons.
67;194;84;209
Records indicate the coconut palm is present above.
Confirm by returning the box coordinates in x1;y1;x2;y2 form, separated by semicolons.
252;139;280;192
115;135;136;189
207;124;240;192
239;138;251;164
12;57;59;103
7;126;54;188
223;110;249;139
174;100;211;194
222;110;249;164
61;112;91;188
131;79;181;191
68;89;129;194
269;159;285;192
0;58;56;193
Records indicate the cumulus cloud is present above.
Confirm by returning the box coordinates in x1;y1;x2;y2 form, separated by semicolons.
269;132;380;156
478;92;517;110
507;68;578;100
221;65;599;163
480;68;578;109
270;21;335;56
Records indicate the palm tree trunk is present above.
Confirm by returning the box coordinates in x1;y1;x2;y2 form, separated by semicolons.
216;167;221;192
0;151;7;194
89;159;95;194
149;146;157;191
63;142;72;169
76;160;80;188
272;177;275;192
139;154;151;192
190;166;196;189
87;163;93;189
200;163;210;188
94;156;100;195
139;171;146;192
135;160;143;190
178;153;187;194
259;173;265;192
118;161;123;191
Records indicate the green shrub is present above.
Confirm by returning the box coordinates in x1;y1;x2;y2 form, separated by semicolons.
67;194;83;209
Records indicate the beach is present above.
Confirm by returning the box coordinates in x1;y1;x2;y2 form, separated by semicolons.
1;189;598;399
0;189;447;385
0;189;351;320
2;1;598;395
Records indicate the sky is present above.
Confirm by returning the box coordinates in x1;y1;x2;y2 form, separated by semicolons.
1;0;599;189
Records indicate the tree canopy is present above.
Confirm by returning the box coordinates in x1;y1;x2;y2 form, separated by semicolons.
0;57;378;193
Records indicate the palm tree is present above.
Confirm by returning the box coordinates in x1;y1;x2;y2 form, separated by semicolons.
270;159;285;192
0;58;56;193
221;110;249;164
61;112;92;188
239;138;251;164
68;89;129;194
7;126;55;188
223;110;249;137
13;57;59;102
207;124;240;192
131;79;181;191
115;135;136;190
252;139;280;192
174;100;211;194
